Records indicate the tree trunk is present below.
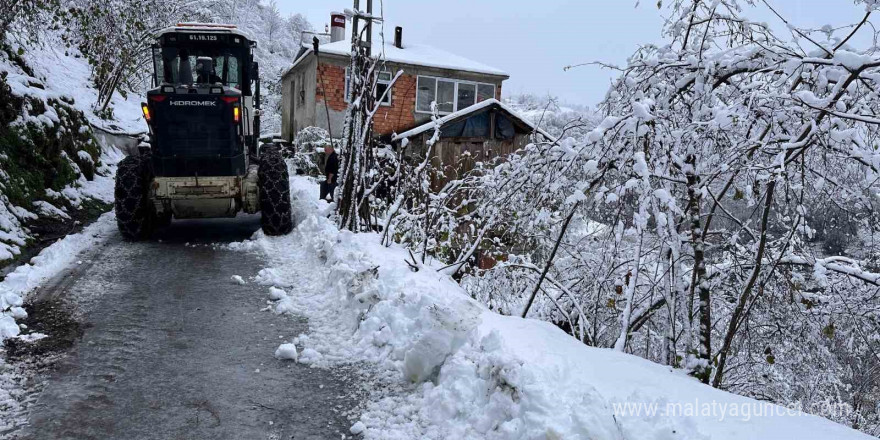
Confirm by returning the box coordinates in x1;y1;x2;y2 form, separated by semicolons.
685;154;712;384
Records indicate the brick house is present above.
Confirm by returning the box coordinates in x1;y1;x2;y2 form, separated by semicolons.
280;25;509;142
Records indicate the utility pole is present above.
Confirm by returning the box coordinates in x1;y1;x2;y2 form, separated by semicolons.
352;0;360;53
366;0;373;57
350;0;373;56
339;0;375;231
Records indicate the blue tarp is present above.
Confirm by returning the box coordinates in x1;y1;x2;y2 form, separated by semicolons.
495;114;515;140
439;111;517;140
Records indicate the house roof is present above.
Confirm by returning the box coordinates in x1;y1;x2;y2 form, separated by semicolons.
391;99;556;142
284;40;509;78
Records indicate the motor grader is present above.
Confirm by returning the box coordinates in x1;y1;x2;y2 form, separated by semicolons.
115;23;291;239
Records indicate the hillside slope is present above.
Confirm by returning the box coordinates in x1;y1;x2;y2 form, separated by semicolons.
0;44;123;263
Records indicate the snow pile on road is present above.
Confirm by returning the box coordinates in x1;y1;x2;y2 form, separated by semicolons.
0;209;116;430
237;175;870;440
274;343;298;361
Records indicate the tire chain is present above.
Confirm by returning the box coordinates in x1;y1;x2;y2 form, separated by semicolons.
258;147;293;235
114;154;154;240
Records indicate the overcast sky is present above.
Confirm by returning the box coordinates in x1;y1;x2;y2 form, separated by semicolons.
276;1;872;106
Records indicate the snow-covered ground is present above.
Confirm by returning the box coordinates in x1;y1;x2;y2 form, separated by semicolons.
0;35;130;264
16;39;148;135
0;212;116;341
0;210;117;432
231;173;872;440
0;139;120;339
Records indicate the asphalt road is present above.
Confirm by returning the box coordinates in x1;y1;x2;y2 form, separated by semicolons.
11;216;359;440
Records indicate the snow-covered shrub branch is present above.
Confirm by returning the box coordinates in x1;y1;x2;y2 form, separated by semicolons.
337;10;404;232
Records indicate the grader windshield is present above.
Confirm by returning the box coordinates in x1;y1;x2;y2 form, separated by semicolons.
155;47;244;89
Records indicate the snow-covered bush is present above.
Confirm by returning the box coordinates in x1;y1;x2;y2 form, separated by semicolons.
0;0;63;46
289;126;331;175
386;1;880;434
505;93;600;139
295;126;332;151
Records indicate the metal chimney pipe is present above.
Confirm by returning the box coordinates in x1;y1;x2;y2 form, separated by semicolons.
394;26;403;49
330;12;346;43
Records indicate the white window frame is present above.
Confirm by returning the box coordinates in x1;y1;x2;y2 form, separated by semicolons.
376;71;393;107
415;75;496;115
345;68;392;106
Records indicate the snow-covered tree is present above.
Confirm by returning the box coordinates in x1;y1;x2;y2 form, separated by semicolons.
390;0;880;433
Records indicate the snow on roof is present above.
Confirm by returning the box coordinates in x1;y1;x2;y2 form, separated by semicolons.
392;99;556;142
287;40;508;78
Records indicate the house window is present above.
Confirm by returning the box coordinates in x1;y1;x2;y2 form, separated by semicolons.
437;80;455;113
416;75;496;115
417;77;436;112
457;83;476;110
477;84;495;102
345;69;392;106
376;72;392;106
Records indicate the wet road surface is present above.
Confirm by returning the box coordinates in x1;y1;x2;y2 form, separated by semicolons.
12;216;358;440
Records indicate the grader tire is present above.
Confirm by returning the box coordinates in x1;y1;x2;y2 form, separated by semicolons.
114;154;155;241
155;210;172;228
258;147;293;236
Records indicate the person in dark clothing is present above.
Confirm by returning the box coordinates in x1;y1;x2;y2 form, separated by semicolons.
195;56;223;84
320;144;339;201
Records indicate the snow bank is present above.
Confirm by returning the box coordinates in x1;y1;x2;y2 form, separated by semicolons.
0;212;117;342
237;174;870;440
0;138;118;266
274;343;298;361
